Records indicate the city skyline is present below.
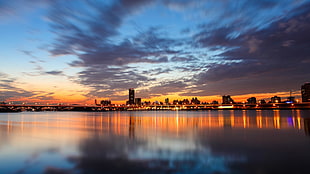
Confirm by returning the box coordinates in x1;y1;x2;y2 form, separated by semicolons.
1;0;310;104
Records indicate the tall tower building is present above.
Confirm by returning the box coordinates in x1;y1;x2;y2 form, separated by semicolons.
301;83;310;102
128;88;135;105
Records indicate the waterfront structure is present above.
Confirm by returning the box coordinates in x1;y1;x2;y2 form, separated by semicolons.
247;97;257;104
128;88;135;105
301;83;310;102
222;95;234;104
271;96;281;103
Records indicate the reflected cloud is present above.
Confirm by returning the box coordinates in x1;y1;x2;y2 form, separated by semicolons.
70;133;242;174
1;111;310;174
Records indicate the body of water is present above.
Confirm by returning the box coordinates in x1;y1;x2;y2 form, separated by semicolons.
0;110;310;174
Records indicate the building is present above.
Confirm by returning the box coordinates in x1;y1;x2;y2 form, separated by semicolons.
191;97;200;104
173;100;179;105
165;98;169;105
211;100;219;104
271;96;281;103
128;88;135;105
222;95;234;104
101;100;111;106
247;97;257;104
259;99;266;104
301;82;310;102
135;98;141;106
182;99;190;105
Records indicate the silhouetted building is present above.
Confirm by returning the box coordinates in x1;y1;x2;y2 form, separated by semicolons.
259;99;266;104
247;97;257;104
135;98;141;106
222;95;234;104
143;101;151;106
191;97;200;104
101;100;111;106
301;83;310;102
211;100;219;104
182;99;190;105
165;98;169;105
173;100;179;105
128;88;135;105
271;96;281;103
153;101;160;105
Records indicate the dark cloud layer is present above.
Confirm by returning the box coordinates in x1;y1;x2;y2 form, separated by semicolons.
192;3;310;96
77;65;153;100
2;0;309;101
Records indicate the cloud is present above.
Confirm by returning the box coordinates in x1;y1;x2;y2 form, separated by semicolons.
0;73;36;100
77;65;153;100
45;0;188;100
148;80;188;95
0;72;58;101
47;0;155;57
142;68;172;76
193;3;310;96
3;0;309;101
44;71;63;76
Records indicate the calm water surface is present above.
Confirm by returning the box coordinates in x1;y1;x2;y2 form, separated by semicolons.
0;110;310;174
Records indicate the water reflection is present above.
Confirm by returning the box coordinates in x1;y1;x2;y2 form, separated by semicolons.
0;110;310;174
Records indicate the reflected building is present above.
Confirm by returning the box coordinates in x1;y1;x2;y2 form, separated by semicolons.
304;118;310;136
301;83;310;102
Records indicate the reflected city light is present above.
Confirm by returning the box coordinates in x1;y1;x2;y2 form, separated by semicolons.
1;110;310;174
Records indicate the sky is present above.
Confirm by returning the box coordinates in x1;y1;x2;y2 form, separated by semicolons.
0;0;310;104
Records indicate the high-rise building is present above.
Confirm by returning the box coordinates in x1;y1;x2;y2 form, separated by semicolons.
128;88;135;105
301;83;310;102
222;95;234;104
